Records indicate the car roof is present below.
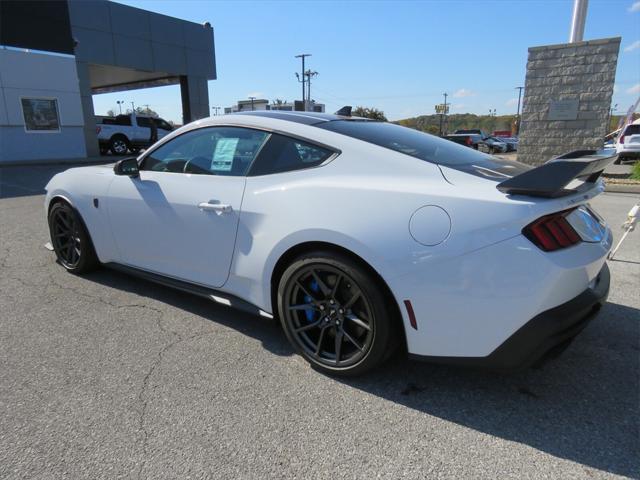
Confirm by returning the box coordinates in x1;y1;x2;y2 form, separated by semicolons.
232;110;372;126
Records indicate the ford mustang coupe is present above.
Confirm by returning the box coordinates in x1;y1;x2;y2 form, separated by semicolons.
45;110;614;376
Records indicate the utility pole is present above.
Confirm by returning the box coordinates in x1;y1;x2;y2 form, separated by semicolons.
248;96;256;111
608;103;618;133
305;69;318;107
515;86;524;136
130;101;135;113
211;106;221;116
295;53;311;111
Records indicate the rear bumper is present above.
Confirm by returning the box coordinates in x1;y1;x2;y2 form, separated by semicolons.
410;263;610;371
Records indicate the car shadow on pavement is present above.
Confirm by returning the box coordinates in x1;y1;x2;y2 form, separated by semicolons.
78;268;639;477
81;268;295;359
337;300;639;478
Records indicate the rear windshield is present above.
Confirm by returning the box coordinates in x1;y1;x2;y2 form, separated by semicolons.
623;125;640;136
318;120;490;166
317;120;531;179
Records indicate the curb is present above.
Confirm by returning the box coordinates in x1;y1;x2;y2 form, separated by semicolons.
605;184;640;194
0;157;125;168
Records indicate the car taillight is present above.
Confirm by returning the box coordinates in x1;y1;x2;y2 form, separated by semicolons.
466;136;472;146
96;126;101;134
523;209;581;251
619;135;625;144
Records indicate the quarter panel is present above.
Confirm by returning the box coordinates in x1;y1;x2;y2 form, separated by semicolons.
45;165;120;262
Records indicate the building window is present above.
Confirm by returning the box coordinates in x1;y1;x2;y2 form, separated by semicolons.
21;98;60;132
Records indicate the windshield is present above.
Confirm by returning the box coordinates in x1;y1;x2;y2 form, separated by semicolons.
317;120;531;179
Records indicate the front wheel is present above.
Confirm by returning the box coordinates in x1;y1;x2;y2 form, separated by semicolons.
48;201;99;274
277;251;398;376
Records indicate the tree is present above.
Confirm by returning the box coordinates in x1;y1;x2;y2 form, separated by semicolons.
353;106;387;121
106;109;116;117
135;106;159;118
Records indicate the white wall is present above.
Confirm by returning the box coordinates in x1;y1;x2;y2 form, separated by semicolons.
0;48;87;162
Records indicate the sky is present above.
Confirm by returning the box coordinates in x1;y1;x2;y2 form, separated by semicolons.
93;0;640;123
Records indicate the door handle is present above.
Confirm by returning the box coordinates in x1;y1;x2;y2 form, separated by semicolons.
198;202;232;214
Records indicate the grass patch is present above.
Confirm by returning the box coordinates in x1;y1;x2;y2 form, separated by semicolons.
632;161;640;181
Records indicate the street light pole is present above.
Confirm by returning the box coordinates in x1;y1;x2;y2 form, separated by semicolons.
116;100;124;114
248;96;256;111
569;0;588;43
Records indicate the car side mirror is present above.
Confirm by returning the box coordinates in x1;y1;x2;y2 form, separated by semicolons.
114;157;139;177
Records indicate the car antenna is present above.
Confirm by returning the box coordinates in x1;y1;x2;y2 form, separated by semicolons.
335;106;352;117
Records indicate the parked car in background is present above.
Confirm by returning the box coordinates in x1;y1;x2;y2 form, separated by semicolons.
443;133;488;152
96;113;173;155
497;136;518;152
615;121;640;163
483;136;508;154
454;128;489;138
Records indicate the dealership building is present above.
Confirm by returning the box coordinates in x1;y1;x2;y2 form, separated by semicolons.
0;0;216;163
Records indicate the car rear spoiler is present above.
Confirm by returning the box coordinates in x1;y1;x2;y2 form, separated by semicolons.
496;150;617;198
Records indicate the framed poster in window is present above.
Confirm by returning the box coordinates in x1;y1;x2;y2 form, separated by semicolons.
21;97;61;132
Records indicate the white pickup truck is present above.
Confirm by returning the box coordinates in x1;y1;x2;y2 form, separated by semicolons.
615;120;640;164
96;113;173;155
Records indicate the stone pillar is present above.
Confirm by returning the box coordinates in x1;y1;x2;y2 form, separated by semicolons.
517;37;620;165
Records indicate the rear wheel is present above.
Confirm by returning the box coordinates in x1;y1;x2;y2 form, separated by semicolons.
48;201;99;274
277;251;398;376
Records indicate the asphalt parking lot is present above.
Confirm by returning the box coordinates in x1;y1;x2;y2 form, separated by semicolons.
1;164;638;479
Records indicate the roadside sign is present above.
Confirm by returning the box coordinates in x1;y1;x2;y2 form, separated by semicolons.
435;104;449;114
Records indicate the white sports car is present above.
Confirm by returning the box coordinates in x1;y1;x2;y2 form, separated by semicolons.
45;110;614;376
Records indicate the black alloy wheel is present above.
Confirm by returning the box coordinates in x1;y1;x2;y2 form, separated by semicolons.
48;202;98;273
278;252;398;376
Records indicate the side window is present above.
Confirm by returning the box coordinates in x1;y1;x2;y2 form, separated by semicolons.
136;117;151;128
154;119;173;131
140;127;269;175
248;134;334;176
115;115;132;126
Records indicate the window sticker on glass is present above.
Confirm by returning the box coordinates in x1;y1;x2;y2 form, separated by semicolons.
211;138;239;172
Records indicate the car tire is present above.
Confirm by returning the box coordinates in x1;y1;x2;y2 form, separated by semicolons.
48;201;99;274
277;250;398;376
109;135;130;155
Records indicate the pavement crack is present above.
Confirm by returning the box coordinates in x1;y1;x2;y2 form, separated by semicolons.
135;330;215;480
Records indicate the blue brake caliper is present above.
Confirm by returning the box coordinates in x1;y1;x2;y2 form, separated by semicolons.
304;278;320;322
